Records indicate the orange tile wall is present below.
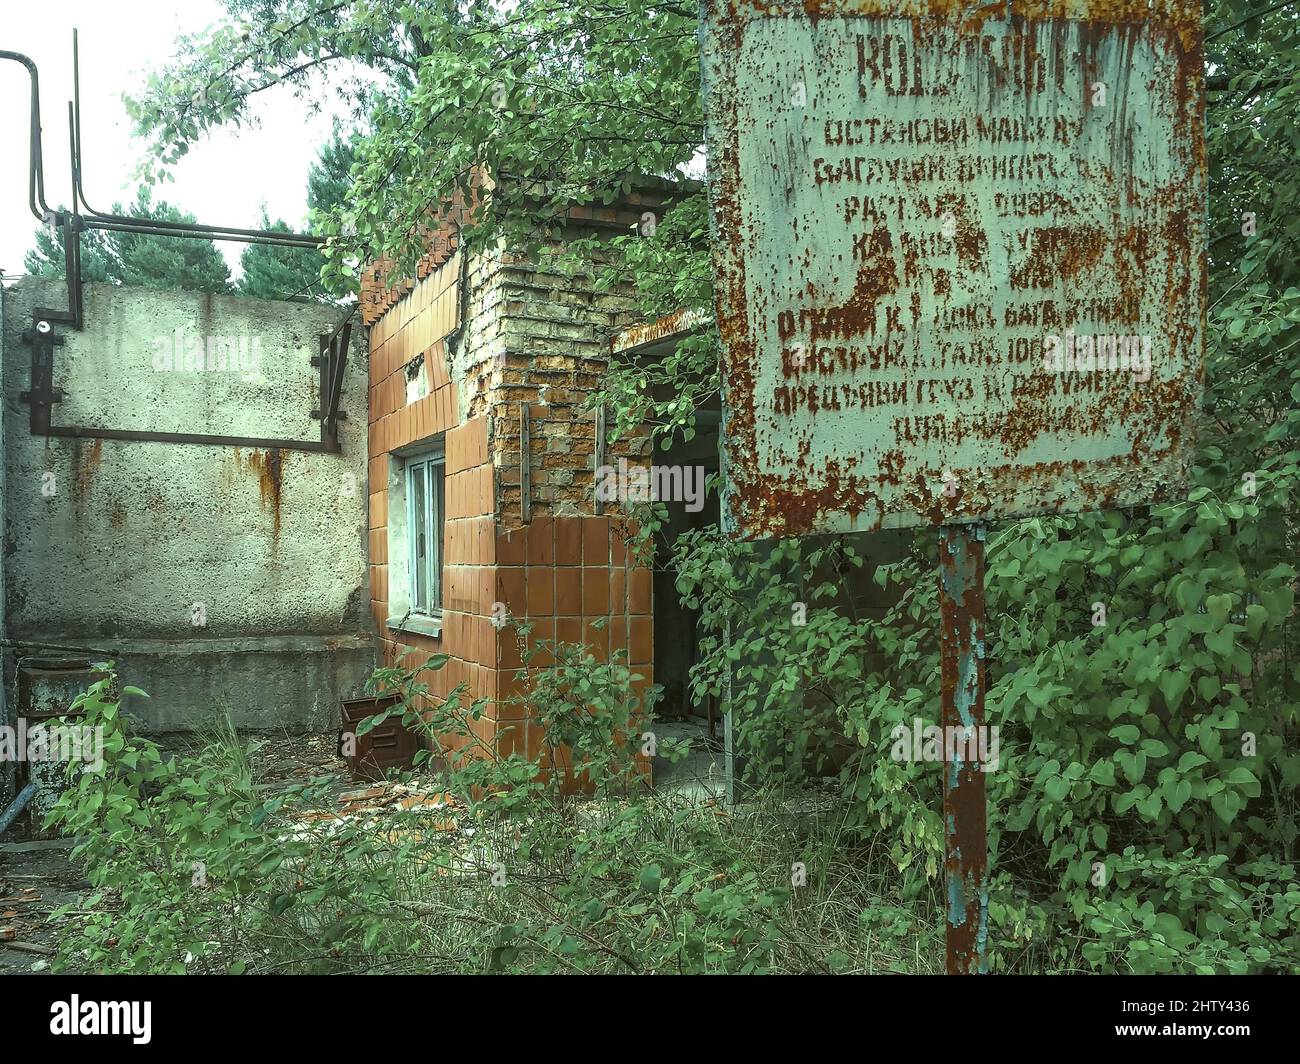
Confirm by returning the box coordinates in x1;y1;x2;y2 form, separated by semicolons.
491;514;654;775
368;257;498;763
367;245;655;783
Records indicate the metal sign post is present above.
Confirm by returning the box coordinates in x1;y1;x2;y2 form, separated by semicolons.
938;522;988;974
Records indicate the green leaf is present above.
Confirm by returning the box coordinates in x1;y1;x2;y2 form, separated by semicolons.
1158;671;1190;712
1211;790;1244;825
1224;767;1259;794
355;709;392;736
1089;760;1117;787
1205;627;1236;658
638;864;662;894
1206;593;1233;623
1139;739;1169;759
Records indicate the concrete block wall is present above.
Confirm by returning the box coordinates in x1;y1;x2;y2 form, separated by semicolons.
1;279;372;733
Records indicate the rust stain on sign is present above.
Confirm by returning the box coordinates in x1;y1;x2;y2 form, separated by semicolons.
700;0;1205;537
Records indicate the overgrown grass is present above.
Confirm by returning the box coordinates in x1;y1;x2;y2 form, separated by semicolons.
46;664;951;975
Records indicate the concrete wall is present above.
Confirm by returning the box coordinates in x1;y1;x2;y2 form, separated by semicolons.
2;279;373;733
0;279;8;807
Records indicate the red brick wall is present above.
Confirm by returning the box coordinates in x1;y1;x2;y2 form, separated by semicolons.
366;238;655;782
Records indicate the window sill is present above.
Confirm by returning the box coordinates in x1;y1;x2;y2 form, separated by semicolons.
386;613;443;639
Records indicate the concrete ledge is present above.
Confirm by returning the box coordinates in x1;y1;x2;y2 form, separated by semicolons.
386;614;443;638
9;633;374;656
5;633;377;734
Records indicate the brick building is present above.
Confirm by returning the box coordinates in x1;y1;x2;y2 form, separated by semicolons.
361;179;691;774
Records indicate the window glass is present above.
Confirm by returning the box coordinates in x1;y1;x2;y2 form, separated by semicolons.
430;460;444;610
411;460;428;611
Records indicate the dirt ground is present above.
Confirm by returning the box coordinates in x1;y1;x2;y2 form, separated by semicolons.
0;838;83;973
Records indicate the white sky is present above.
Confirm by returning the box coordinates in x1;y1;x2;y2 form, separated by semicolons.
0;0;346;279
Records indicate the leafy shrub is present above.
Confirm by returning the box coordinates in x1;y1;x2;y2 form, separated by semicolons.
672;483;1300;973
46;651;927;974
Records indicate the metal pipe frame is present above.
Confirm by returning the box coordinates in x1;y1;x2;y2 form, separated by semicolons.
0;40;326;261
69;32;322;248
3;40;357;455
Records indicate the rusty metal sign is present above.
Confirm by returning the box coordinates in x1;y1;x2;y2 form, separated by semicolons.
701;0;1205;538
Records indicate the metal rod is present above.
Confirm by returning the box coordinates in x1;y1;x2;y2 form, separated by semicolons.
78;216;324;248
0;49;77;326
64;106;84;326
326;322;351;428
42;426;336;454
593;404;607;515
0;50;53;221
520;406;532;523
0;783;40;838
938;522;989;975
70;30;324;249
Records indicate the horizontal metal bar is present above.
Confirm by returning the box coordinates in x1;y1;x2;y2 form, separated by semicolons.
80;212;325;247
81;216;323;249
32;307;79;326
42;425;337;453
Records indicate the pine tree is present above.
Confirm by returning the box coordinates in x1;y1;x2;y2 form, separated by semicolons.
236;132;356;302
23;188;231;293
235;212;324;302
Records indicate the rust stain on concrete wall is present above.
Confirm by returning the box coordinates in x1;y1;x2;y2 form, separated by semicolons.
72;438;102;498
231;447;287;537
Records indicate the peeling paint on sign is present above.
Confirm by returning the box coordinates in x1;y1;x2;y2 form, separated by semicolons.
700;0;1206;538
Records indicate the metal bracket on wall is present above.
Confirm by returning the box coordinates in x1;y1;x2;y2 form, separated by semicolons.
17;322;64;435
311;318;354;452
19;309;355;454
520;405;532;524
593;403;608;515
